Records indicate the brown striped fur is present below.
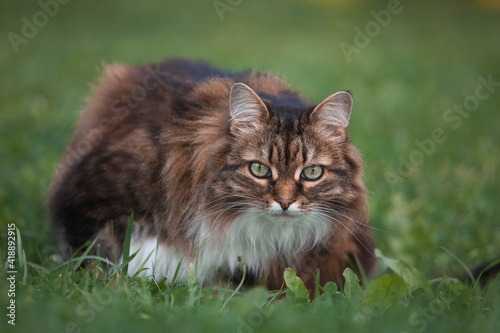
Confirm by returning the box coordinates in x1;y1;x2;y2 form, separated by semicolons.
48;58;375;292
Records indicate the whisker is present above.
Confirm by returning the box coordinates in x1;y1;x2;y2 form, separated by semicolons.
310;210;377;259
208;183;264;203
314;204;387;233
313;208;378;241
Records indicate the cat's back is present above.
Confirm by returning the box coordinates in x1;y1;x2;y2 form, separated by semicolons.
75;58;231;130
77;58;301;135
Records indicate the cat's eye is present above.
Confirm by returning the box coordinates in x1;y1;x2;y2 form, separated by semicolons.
249;162;271;178
301;165;324;181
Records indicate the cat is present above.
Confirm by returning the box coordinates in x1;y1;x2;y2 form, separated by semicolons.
48;58;376;292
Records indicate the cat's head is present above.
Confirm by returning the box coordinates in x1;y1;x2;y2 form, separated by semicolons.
208;83;366;224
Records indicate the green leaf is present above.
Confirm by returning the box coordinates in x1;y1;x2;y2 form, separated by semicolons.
376;249;430;292
284;267;309;301
322;281;339;297
364;274;409;311
343;268;362;306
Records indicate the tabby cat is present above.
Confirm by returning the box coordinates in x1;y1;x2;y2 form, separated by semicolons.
48;58;376;292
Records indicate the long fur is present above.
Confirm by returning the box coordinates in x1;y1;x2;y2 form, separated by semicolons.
48;58;376;291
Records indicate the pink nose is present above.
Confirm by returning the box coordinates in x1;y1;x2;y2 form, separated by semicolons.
276;198;295;210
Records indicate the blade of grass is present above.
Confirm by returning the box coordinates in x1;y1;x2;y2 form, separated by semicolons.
58;255;119;271
314;269;320;301
482;258;500;272
15;227;27;283
171;247;189;285
441;246;475;283
194;244;199;283
27;262;50;275
70;235;101;272
220;257;246;312
122;213;134;276
131;248;155;279
267;289;287;306
474;258;500;286
108;248;141;278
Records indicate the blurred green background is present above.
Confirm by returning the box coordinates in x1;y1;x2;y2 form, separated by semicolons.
0;0;499;330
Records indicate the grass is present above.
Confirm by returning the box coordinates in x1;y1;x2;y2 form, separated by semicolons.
1;0;500;332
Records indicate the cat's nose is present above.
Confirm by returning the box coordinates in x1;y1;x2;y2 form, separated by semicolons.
275;197;295;210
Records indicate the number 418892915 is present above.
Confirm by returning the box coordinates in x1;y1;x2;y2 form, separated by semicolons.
7;223;16;270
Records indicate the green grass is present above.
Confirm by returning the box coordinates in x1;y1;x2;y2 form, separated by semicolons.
1;0;500;332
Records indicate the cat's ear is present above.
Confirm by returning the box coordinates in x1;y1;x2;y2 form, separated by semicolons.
229;83;269;135
308;91;352;136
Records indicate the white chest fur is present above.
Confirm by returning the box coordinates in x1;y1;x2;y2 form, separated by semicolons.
125;210;331;283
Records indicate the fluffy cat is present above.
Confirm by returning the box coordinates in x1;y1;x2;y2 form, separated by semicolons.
48;58;376;291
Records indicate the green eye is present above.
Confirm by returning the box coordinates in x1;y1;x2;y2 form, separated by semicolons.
302;165;324;181
249;162;271;178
